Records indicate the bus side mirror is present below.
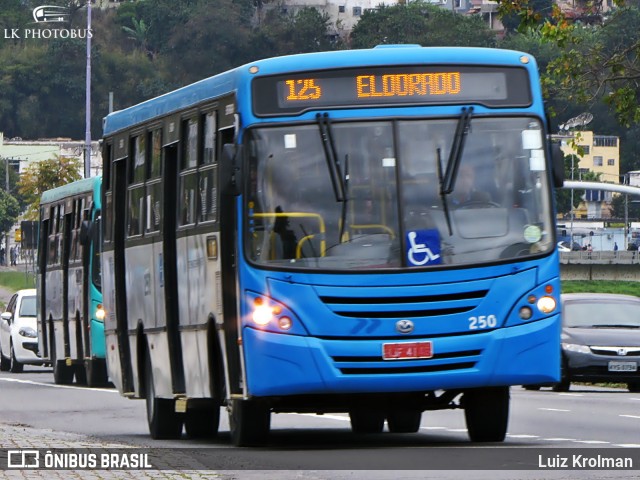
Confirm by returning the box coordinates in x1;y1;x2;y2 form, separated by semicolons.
551;143;565;188
79;220;92;246
222;143;243;196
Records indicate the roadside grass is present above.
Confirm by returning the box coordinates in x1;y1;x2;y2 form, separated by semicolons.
561;280;640;296
0;271;36;292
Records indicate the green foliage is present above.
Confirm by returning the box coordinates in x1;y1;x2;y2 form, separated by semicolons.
0;189;21;234
17;154;82;220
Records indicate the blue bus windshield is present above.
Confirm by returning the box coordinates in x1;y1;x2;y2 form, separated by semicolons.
245;116;554;270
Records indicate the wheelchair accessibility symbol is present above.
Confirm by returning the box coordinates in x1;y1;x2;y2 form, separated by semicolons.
406;230;441;266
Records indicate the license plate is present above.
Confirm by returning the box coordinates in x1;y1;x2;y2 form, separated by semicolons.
382;341;433;360
608;361;637;372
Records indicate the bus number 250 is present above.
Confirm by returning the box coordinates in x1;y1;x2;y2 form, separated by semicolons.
468;314;497;330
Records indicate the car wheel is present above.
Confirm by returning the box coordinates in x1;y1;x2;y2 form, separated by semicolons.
9;342;23;373
0;344;10;372
628;382;640;393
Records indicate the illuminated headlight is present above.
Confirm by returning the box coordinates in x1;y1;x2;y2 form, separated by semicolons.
95;304;106;321
18;326;37;338
536;296;557;314
247;294;300;333
562;343;590;354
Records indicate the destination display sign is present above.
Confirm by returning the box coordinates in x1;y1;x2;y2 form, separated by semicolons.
253;66;531;115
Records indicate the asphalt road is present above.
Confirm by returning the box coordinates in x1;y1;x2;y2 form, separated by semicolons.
1;366;639;479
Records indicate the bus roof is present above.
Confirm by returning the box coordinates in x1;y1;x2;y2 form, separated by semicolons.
102;46;536;137
40;176;102;206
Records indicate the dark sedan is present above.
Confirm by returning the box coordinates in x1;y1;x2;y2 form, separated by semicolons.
555;293;640;392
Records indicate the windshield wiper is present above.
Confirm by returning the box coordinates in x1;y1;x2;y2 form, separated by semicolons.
317;113;346;202
317;113;350;242
435;147;453;236
440;106;474;196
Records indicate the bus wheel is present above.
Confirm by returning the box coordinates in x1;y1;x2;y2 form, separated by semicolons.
144;353;183;439
51;338;74;385
185;405;221;439
85;359;108;387
387;410;422;433
228;399;270;446
349;409;385;434
463;387;509;442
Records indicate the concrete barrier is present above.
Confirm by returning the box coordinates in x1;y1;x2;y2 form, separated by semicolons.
560;252;640;281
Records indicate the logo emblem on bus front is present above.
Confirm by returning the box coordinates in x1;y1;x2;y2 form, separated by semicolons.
396;319;414;334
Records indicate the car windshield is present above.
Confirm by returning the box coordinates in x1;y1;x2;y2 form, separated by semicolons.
564;300;640;328
244;117;555;271
19;296;36;317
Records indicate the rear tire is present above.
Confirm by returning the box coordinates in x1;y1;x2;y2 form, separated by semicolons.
51;337;74;385
387;410;422;433
228;398;270;446
464;387;509;442
86;359;109;387
144;352;183;439
9;343;23;373
349;409;385;434
185;405;221;439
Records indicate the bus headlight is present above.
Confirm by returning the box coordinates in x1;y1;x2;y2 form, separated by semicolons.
536;296;557;314
246;293;306;334
95;304;106;321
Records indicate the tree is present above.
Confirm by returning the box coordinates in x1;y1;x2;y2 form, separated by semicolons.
350;2;496;49
17;155;82;220
0;189;21;235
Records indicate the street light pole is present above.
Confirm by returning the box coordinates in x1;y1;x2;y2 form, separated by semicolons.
84;0;92;179
570;155;574;245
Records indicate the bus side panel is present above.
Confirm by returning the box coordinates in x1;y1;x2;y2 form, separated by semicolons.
67;263;83;360
102;250;123;392
45;269;64;360
178;231;222;399
125;242;167;397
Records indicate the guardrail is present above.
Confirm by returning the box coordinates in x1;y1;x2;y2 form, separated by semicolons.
560;251;640;265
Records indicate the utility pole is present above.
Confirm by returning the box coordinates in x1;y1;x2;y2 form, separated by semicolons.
84;0;92;178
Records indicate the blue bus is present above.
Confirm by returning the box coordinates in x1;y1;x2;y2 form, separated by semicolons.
101;46;564;445
37;176;107;386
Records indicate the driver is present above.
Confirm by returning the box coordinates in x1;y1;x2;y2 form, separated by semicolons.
451;164;492;206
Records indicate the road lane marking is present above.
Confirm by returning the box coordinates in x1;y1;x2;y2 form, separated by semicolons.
558;393;583;396
615;444;640;447
544;438;576;441
0;377;117;392
538;408;570;412
507;434;539;438
619;414;640;419
573;440;610;444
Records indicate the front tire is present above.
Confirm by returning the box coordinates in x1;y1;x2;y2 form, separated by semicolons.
85;359;109;387
349;409;385;434
51;336;74;385
228;398;270;446
9;343;23;373
387;410;422;433
0;345;10;372
144;351;183;439
464;387;510;442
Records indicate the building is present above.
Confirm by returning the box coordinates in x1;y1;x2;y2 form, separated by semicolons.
558;130;620;219
0;132;102;178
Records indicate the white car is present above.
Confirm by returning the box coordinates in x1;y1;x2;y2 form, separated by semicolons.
0;289;40;373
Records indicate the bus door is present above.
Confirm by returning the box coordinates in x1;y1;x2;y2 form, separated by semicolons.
112;139;134;393
37;211;49;359
162;114;185;394
62;203;74;359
